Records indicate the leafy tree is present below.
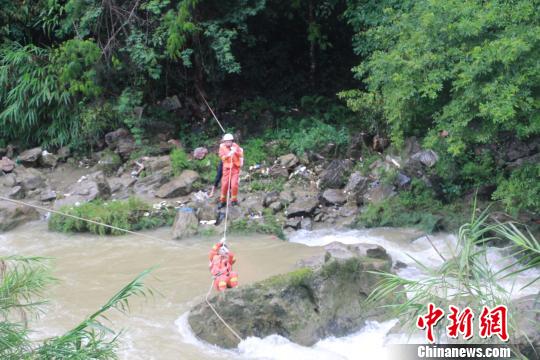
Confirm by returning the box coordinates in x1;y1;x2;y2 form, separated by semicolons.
345;0;540;154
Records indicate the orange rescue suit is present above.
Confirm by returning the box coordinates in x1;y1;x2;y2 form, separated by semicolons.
208;242;238;291
218;143;243;203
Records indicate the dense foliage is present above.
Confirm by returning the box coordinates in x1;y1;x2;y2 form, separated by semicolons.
1;0;538;219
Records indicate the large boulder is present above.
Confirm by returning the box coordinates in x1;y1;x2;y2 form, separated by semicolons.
133;171;169;196
14;168;45;192
55;171;111;208
363;182;396;205
319;159;353;189
320;188;346;206
39;151;58;168
57;146;71;162
0;157;15;173
286;196;319;218
156;170;199;198
0;202;40;232
188;242;397;348
17;147;42;167
144;156;171;173
104;128;136;160
277;154;299;170
513;294;540;358
410;150;438;168
343;172;369;205
172;208;199;239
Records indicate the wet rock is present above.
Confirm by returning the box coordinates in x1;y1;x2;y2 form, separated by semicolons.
277;154;299;170
172;208;199;239
188;242;396;348
284;217;302;229
338;204;358;218
300;217;313;231
195;202;216;221
320;189;346;206
319;159;353;189
160;95;182;111
156;170;199;198
133;171;168;196
56;171;111;208
263;191;280;207
17;147;42;167
8;186;24;199
0;157;15;173
411;150;439;168
348;133;368;159
268;164;289;178
279;190;296;206
268;201;283;213
363;183;396;205
57;146;71;162
313;212;324;222
105;128;130;148
39;151;58;168
144;155;171;173
343;172;369;205
513;294;540;358
14;168;45;191
40;190;57;202
97;151;122;176
395;172;411;189
286;196;319;218
0;202;40;232
192;147;208;160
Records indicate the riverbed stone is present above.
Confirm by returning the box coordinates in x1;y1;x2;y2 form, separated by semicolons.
0;202;40;232
14;168;45;191
286;196;319;218
144;156;171;173
8;186;24;199
263;191;280;207
319;159;353;189
97;151;122;176
284;217;302;229
172;208;199;239
279;190;296;205
17;147;42;167
277;154;299;170
40;189;57;202
320;188;346;206
40;151;58;168
133;171;169;196
268;201;283;213
0;157;15;173
188;242;396;348
363;183;396;205
156;170;199;198
300;217;313;230
57;146;71;162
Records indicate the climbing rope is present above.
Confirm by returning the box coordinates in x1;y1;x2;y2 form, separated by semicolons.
0;195;166;242
204;278;243;342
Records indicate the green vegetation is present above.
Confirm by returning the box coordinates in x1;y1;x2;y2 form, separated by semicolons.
49;198;175;235
493;164;540;217
356;180;467;233
170;148;191;176
0;255;152;359
248;178;286;193
170;148;219;183
230;209;285;240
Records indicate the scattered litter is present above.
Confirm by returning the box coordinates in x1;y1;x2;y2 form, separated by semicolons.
76;175;87;183
144;212;150;217
192;190;209;202
200;220;216;225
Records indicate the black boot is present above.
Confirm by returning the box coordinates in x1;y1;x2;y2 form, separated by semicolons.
217;202;226;210
231;200;239;207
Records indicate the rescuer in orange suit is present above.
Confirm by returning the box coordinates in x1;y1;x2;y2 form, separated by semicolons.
218;133;243;209
209;242;238;291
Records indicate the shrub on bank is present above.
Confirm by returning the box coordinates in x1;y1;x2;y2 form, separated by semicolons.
49;197;175;235
230;209;285;240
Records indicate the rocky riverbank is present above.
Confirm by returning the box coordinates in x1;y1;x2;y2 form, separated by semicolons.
0;128;537;238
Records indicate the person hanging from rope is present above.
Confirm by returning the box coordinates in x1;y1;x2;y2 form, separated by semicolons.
208;241;238;291
218;133;243;209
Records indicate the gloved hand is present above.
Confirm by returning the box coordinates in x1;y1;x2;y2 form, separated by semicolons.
228;148;236;156
219;236;226;244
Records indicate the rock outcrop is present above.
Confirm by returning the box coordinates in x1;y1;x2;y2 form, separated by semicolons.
188;242;398;348
155;170;199;198
172;207;199;239
0;202;40;232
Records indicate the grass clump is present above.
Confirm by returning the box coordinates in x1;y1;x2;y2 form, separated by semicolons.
356;180;466;233
49;197;175;235
230;209;285;239
492;164;540;217
249;178;285;193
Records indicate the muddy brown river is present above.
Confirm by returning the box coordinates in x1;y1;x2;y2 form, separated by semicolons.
2;222;538;359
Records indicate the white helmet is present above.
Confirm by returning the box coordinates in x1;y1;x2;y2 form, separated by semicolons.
222;133;234;141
